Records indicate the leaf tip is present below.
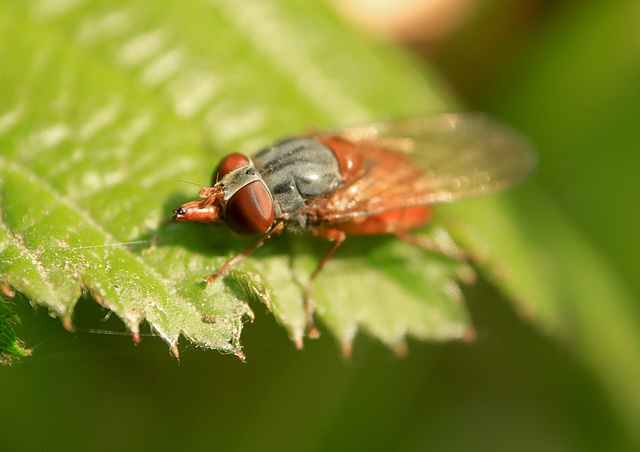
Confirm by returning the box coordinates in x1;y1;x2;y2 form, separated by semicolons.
62;313;73;331
308;325;320;340
392;340;409;358
341;342;353;358
1;284;16;298
234;348;247;362
462;325;477;343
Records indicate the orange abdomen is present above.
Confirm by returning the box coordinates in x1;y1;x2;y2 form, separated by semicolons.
332;205;431;235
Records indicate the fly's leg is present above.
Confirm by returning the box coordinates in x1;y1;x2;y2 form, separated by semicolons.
204;221;285;284
394;227;476;284
305;228;346;340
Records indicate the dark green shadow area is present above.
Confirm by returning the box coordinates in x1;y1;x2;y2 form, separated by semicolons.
2;278;635;451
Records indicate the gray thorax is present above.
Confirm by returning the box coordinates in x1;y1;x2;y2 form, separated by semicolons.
252;137;343;219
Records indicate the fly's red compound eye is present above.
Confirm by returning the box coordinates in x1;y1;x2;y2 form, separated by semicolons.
225;180;274;236
213;153;251;184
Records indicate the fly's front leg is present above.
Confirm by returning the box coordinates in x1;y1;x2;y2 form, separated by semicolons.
305;228;346;340
204;221;285;284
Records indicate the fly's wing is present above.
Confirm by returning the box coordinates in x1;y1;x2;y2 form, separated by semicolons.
336;113;537;204
313;113;537;222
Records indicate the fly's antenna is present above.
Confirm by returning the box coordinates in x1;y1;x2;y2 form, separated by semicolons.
177;179;205;189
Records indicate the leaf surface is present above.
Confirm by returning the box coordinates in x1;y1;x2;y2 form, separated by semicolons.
0;0;464;356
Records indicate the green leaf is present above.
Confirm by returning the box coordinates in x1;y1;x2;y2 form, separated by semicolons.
2;9;636;436
0;294;30;363
0;0;461;358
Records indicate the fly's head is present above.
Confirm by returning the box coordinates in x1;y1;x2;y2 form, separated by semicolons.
172;152;275;236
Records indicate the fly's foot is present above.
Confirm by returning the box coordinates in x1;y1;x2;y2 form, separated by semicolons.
204;270;223;284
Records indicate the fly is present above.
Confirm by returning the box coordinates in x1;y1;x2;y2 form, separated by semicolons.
173;113;537;339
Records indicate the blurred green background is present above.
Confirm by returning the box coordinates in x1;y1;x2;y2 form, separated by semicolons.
3;0;640;450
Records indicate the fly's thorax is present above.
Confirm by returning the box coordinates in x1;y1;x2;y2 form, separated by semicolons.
252;137;343;216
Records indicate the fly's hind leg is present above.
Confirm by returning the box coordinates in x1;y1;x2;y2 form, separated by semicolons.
305;228;346;340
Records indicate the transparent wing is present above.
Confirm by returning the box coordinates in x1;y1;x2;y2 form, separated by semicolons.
331;113;538;205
